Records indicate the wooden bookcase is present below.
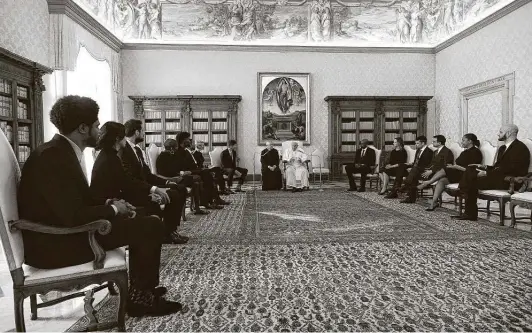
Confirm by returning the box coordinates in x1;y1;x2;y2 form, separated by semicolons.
129;95;241;157
326;96;431;179
0;47;52;165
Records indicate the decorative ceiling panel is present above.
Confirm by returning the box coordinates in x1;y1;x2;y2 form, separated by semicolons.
73;0;516;47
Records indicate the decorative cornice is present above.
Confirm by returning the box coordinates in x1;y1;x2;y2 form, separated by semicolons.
46;0;530;55
128;95;242;101
47;0;123;53
122;43;434;54
0;46;52;74
435;0;532;53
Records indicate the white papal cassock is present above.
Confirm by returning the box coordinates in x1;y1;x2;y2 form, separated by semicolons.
283;148;309;189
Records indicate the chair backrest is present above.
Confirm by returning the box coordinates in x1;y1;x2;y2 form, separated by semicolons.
146;143;163;175
0;130;24;271
404;146;416;164
447;141;464;160
310;148;326;169
209;147;224;168
524;138;532;173
368;145;381;170
479;141;497;166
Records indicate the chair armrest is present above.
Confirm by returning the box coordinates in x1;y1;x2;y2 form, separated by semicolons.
505;173;532;194
9;219;112;235
9;219;112;270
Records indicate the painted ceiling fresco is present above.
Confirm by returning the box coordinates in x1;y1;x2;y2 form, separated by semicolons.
74;0;514;46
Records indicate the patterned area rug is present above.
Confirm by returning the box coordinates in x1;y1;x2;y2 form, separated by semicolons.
68;189;532;332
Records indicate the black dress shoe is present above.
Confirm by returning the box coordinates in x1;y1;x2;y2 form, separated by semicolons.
456;215;477;221
224;189;235;194
425;206;436;211
127;299;183;317
174;232;189;242
357;188;366;192
164;233;188;244
217;199;231;205
235;187;244;192
385;191;397;199
347;188;357;192
450;214;463;219
400;197;416;203
194;209;209;215
378;191;387;195
154;287;167;297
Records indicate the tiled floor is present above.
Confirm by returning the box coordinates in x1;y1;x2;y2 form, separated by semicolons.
0;182;529;332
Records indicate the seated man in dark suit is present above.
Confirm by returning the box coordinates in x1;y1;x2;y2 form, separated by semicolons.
345;139;376;192
221;139;248;192
156;138;209;214
122;119;191;240
455;124;530;221
18;96;181;317
385;135;434;201
399;135;454;203
192;141;229;195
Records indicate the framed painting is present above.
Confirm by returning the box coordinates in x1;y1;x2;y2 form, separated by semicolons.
257;72;310;145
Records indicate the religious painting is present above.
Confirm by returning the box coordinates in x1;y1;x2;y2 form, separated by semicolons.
258;73;310;145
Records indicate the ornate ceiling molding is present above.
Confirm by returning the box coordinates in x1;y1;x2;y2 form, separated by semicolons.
435;0;532;53
47;0;530;55
47;0;123;53
121;43;434;53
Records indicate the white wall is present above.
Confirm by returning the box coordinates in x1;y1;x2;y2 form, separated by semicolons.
435;1;532;143
122;50;435;172
0;0;49;66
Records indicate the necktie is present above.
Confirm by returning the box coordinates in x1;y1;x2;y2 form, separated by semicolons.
134;146;146;166
414;149;421;166
496;145;507;163
361;149;365;158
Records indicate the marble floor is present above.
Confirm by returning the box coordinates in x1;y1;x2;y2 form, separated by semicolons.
0;182;530;332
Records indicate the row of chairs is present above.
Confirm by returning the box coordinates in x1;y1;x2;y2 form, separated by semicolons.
440;139;532;226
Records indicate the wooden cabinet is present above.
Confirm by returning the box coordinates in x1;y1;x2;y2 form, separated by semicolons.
129;95;241;157
326;96;431;179
0;47;52;165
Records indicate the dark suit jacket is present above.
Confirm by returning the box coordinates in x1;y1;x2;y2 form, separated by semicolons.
193;150;205;169
156;151;179;178
429;146;454;173
414;146;434;170
122;143;166;186
18;134;116;268
354;147;376;166
221;148;238;169
90;147;151;205
488;139;530;179
175;148;200;173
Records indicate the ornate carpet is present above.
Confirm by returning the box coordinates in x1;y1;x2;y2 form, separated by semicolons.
68;189;532;332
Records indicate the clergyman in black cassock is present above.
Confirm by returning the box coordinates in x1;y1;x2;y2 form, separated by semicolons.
260;143;282;190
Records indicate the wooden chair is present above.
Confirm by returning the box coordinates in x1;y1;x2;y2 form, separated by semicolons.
509;138;532;227
436;141;464;206
145;143;193;221
309;148;330;185
385;145;415;190
0;131;127;332
444;140;497;215
346;145;380;190
209;146;243;188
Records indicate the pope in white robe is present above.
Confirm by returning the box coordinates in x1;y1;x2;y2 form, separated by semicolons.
283;141;309;191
